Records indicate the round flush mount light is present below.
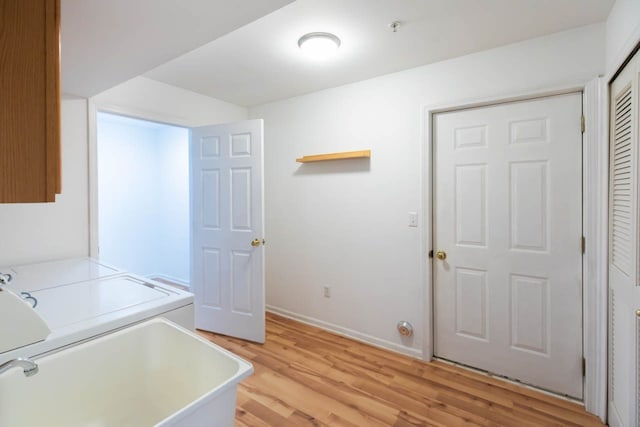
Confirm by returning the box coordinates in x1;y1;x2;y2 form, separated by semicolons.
298;32;341;60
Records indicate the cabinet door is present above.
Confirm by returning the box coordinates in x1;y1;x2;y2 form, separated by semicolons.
0;0;61;203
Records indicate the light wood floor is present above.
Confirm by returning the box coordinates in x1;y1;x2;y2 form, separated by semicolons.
198;313;604;427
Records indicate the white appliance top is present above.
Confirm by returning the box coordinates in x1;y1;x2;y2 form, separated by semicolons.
1;257;121;292
33;276;172;330
0;258;193;365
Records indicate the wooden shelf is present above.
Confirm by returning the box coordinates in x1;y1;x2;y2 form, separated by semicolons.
296;150;371;163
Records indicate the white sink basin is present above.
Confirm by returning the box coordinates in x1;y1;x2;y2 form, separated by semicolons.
0;318;252;426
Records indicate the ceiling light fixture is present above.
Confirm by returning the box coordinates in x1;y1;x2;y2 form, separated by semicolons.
298;32;341;60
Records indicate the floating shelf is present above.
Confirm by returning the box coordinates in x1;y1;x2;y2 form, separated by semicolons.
296;149;371;163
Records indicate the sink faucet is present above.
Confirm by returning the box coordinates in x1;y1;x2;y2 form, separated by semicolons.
0;358;39;377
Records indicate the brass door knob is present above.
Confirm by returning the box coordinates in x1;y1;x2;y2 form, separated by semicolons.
436;250;447;260
251;238;262;247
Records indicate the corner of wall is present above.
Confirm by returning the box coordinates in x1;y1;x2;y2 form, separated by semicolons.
605;0;640;76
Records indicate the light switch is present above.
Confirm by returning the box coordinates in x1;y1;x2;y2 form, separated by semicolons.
408;212;418;227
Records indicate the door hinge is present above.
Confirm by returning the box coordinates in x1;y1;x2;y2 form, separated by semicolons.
582;357;586;376
581;115;585;133
581;236;586;254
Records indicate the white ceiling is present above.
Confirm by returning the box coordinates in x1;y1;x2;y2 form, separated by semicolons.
61;0;294;97
144;0;614;107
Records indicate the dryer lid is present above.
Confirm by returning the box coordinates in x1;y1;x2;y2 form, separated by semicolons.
31;276;171;330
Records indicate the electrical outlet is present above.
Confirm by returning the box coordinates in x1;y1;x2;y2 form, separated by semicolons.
323;286;331;298
408;212;418;227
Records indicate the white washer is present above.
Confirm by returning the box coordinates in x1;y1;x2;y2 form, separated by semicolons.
0;258;194;364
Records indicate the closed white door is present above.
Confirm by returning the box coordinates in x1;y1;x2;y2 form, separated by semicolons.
433;93;583;398
190;119;265;343
608;48;640;427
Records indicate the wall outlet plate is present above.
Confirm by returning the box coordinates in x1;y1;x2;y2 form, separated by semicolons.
408;212;418;227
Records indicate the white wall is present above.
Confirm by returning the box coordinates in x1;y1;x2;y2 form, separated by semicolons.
250;24;606;356
605;0;640;74
98;115;161;276
97;113;190;283
156;126;191;283
0;98;89;266
92;77;248;127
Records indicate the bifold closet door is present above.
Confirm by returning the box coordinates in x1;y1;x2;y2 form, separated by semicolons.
608;47;640;427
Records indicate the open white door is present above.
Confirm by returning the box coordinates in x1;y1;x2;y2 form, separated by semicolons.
190;119;265;343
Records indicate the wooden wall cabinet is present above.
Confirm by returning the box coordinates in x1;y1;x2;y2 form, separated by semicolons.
0;0;61;203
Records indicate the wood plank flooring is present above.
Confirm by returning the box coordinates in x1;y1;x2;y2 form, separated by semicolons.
198;313;604;427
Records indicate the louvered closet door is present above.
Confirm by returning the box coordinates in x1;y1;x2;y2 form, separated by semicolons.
608;47;640;427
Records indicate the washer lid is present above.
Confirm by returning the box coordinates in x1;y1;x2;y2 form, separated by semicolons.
31;276;171;330
4;258;121;293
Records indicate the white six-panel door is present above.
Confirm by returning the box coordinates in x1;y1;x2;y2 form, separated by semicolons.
608;48;640;427
433;93;583;398
190;119;265;343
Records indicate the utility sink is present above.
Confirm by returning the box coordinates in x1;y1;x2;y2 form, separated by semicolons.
0;318;252;427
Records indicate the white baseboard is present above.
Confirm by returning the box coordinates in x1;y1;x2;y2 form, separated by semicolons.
266;305;423;359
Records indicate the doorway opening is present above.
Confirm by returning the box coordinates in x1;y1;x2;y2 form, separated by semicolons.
92;109;266;342
96;112;190;289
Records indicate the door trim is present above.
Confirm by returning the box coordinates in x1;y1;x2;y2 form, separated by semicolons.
582;78;608;422
420;82;607;421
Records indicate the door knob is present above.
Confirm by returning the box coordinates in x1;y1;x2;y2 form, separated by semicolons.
251;238;262;247
435;250;447;260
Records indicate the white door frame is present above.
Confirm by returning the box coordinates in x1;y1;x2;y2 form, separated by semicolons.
87;100;193;258
421;82;607;421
